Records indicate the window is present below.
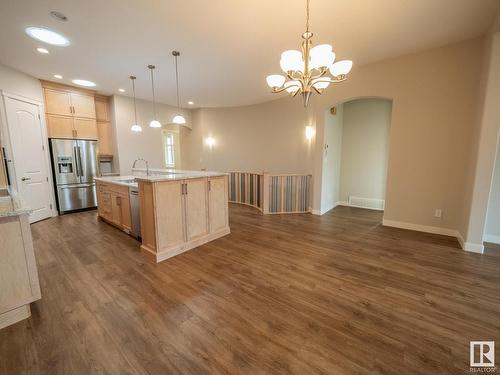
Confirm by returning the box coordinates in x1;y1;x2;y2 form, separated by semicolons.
164;132;175;167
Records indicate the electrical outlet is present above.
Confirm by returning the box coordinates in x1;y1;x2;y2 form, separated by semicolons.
434;209;442;218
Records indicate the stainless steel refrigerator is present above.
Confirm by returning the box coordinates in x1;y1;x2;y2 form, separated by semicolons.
50;139;98;213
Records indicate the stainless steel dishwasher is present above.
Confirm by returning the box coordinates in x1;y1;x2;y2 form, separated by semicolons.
129;186;141;240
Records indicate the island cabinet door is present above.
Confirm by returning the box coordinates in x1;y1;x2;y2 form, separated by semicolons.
155;180;186;249
184;178;209;241
111;193;122;226
208;176;228;233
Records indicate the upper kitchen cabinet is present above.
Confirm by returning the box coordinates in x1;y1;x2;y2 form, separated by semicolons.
44;89;73;116
95;95;110;122
95;95;113;155
70;93;96;119
41;80;98;140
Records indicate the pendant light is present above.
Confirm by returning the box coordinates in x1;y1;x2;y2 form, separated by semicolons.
148;65;161;128
171;51;186;125
129;75;142;132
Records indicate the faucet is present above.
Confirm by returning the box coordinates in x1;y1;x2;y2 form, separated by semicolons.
132;158;150;176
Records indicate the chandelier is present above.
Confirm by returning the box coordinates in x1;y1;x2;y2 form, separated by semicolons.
266;0;353;107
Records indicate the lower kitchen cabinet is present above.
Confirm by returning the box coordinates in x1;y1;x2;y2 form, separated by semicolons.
0;212;41;330
139;176;230;263
96;181;131;233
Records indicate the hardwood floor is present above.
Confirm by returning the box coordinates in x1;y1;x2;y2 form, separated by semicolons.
1;204;499;374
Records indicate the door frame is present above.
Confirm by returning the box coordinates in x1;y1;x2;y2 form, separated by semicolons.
0;90;58;218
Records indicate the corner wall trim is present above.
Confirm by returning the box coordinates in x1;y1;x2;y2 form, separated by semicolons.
382;219;485;254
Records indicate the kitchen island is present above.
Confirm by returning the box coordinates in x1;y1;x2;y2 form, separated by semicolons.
95;170;230;263
0;188;41;329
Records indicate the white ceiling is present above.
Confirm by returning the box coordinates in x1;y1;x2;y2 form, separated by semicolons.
0;0;498;108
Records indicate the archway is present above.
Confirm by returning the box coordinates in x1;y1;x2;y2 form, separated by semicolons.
318;96;393;220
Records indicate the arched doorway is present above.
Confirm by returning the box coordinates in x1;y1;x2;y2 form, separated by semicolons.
319;97;393;219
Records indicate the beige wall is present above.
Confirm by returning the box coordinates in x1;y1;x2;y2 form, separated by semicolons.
111;95;191;174
321;105;343;213
339;99;391;204
182;100;315;174
0;64;44;102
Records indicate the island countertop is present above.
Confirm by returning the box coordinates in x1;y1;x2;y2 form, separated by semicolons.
134;170;228;183
0;188;32;217
95;170;228;186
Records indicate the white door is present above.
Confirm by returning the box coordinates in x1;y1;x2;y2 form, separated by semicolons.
5;96;52;223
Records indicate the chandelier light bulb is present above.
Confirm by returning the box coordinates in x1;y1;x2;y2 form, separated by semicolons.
310;44;335;70
280;50;304;73
330;60;353;77
312;79;330;90
266;75;286;88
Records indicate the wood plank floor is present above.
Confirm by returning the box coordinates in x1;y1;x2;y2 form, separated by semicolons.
1;204;499;374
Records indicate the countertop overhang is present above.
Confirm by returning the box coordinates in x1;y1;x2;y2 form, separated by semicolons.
94;170;228;187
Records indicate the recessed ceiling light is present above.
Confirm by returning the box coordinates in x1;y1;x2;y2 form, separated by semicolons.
72;79;96;87
53;74;63;79
118;88;125;92
188;101;194;105
25;27;70;46
37;47;49;54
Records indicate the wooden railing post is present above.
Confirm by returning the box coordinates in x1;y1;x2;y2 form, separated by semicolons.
262;172;270;214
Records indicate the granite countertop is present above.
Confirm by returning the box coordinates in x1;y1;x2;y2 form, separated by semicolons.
0;187;32;217
133;169;227;182
94;175;138;187
95;170;227;186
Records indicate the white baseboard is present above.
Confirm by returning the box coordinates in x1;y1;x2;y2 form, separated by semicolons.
382;219;459;237
463;242;484;254
312;203;335;216
382;219;485;254
484;234;500;244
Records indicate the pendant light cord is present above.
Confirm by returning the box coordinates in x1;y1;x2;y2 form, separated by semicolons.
149;66;157;119
174;53;181;109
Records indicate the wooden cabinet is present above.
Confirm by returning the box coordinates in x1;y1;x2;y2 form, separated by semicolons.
97;122;113;155
46;114;74;139
0;213;41;330
139;176;230;263
156;181;186;249
96;181;131;233
95;95;113;155
44;89;73;116
185;178;209;241
44;88;95;119
70;93;95;118
46;115;97;140
95;96;110;122
208;176;229;233
42;80;99;140
74;118;98;140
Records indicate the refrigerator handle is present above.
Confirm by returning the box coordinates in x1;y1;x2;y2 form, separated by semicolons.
77;146;83;177
73;146;80;177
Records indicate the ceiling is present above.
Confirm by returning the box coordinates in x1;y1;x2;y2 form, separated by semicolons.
0;0;498;108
